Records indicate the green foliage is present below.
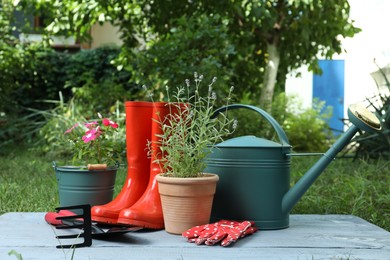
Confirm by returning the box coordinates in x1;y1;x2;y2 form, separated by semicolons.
21;0;360;110
149;74;236;178
226;93;334;152
122;14;242;101
1;2;58;116
0;40;65;144
0;44;136;146
66;47;140;112
291;156;390;231
1;0;360;157
33;49;73;100
31;98;126;165
63;112;122;165
32;98;80;156
1;40;133;120
8;250;23;260
0;1;16;43
0;42;49;114
283;98;334;152
349;64;390;159
0;6;136;153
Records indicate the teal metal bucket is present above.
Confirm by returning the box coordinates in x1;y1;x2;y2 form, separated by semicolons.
53;162;118;208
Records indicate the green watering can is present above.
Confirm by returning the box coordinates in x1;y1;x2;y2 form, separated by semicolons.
205;103;382;230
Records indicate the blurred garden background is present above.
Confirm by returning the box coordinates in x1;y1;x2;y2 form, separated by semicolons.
0;1;389;230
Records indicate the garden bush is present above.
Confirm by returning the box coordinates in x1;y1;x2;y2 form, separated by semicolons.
32;98;127;163
348;64;390;159
120;14;259;104
66;47;141;114
226;93;334;153
0;44;138;146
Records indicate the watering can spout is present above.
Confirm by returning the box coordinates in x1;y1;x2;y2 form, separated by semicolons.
282;104;382;214
281;125;358;214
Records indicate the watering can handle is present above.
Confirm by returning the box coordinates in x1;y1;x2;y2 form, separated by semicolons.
212;104;290;151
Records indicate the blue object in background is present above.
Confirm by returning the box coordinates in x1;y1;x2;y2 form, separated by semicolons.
313;60;345;136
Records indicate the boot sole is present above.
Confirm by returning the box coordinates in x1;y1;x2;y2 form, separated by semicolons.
117;218;164;229
92;215;119;224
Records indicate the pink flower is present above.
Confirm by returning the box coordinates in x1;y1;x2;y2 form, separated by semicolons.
64;123;79;134
103;118;119;129
82;127;101;143
84;121;98;129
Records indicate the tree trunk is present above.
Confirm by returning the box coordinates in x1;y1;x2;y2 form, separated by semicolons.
259;43;280;112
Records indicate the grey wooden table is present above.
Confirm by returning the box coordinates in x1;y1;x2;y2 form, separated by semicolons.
0;213;389;260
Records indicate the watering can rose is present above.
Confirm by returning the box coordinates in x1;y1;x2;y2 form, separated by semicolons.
64;112;121;166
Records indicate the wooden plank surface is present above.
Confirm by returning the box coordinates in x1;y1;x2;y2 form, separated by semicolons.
0;213;389;259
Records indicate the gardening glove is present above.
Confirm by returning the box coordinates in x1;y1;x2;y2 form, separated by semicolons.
182;220;258;247
182;220;226;244
207;220;257;246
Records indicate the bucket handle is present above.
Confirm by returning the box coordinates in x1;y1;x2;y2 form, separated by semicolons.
52;161;120;169
212;104;290;153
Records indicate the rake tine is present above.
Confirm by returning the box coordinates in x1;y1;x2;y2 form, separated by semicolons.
56;223;85;230
54;204;92;248
56;214;85;220
56;233;85;239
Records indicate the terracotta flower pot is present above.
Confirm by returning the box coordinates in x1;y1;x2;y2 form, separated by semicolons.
156;173;219;235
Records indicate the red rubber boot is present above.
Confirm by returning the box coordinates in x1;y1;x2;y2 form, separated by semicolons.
117;102;171;229
91;101;153;224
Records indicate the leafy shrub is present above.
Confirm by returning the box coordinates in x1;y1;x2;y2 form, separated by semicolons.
120;14;245;103
348;64;390;159
283;97;334;152
66;47;141;113
225;93;334;152
31;98;127;163
0;36;59;144
0;43;138;146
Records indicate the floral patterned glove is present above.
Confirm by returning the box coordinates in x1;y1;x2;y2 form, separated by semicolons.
182;220;258;246
182;221;222;244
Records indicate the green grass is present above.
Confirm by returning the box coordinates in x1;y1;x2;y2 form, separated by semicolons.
0;147;127;214
0;147;389;231
290;156;390;231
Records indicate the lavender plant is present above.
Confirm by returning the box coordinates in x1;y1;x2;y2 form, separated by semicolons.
147;73;237;178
